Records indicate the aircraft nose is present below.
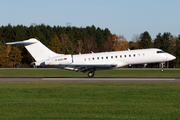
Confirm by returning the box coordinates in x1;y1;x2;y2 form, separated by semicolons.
168;54;176;61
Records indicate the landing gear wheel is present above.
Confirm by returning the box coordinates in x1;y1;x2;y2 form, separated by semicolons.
161;68;164;72
88;71;94;78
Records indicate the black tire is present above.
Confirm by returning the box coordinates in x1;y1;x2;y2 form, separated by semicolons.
88;71;94;77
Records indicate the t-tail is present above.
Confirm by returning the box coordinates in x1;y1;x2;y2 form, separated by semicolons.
6;38;63;63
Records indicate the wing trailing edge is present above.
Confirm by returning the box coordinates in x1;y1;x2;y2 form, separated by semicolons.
60;64;117;67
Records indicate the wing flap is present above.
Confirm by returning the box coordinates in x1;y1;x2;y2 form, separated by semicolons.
61;64;117;67
60;64;117;72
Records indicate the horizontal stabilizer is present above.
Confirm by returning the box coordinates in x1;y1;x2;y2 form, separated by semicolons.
6;41;36;45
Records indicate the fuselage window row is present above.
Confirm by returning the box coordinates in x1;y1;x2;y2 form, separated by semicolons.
83;53;145;61
55;53;145;62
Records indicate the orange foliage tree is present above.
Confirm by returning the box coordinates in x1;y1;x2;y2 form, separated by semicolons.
48;35;62;54
59;34;75;54
76;40;83;54
103;35;113;51
104;34;129;51
83;35;99;53
1;44;22;68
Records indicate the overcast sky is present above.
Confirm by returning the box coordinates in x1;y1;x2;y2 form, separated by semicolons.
1;0;180;41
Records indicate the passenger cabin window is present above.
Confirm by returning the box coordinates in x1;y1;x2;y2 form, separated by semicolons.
106;56;108;59
111;56;113;59
92;58;94;60
97;57;99;60
133;54;135;57
88;58;90;61
129;55;131;57
157;51;166;53
115;56;117;58
120;55;122;58
101;57;103;59
124;55;126;58
84;58;86;61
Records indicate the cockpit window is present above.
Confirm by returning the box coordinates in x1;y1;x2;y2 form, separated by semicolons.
157;51;166;53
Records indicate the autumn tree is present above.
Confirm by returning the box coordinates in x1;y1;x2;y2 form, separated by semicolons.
59;34;75;54
3;45;12;67
103;35;113;51
111;34;119;51
0;41;6;67
83;35;98;53
104;34;129;51
113;35;129;51
129;34;140;49
116;35;129;50
76;40;83;53
9;46;22;67
0;44;21;68
48;35;62;54
119;41;129;50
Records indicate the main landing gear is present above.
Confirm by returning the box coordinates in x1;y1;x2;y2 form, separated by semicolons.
88;71;95;78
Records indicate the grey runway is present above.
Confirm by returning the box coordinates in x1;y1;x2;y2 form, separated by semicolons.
0;77;179;83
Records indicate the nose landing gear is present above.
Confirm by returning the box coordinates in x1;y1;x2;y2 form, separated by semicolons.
161;62;165;72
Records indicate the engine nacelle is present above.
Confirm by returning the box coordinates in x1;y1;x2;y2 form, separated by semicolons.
31;61;45;67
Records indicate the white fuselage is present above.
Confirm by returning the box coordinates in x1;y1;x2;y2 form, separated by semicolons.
44;48;175;69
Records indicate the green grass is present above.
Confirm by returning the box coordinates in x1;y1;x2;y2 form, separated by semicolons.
0;69;179;77
0;69;179;119
0;83;179;119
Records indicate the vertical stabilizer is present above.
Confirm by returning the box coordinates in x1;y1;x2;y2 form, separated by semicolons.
6;38;62;61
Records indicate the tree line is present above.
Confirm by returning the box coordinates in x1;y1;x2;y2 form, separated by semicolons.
0;24;179;68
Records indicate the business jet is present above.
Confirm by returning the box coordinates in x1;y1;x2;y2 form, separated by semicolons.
6;38;176;77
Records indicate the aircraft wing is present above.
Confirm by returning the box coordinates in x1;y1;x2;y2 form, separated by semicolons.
59;64;117;72
61;64;116;67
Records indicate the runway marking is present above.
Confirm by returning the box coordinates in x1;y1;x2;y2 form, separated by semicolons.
0;77;178;83
42;78;176;81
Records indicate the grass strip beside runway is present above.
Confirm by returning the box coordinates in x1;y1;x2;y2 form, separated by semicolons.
0;69;179;77
0;83;179;120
